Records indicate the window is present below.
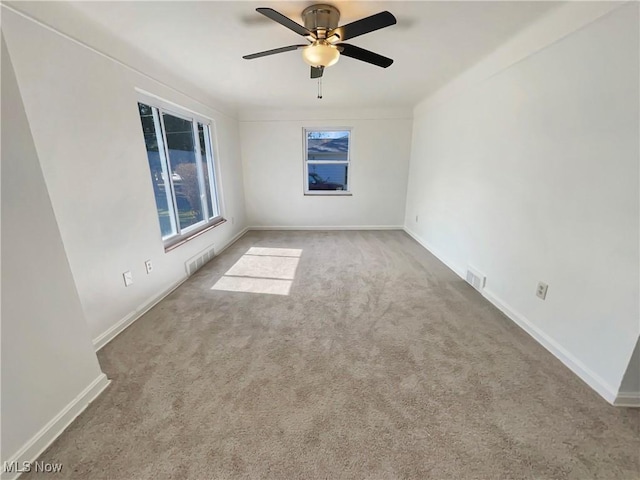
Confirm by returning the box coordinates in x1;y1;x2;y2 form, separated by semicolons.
304;128;351;195
137;100;222;246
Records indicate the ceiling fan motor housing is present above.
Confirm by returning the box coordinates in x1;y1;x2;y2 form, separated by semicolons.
302;4;340;37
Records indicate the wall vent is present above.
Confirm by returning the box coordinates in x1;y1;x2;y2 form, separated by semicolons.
466;266;486;292
185;245;216;276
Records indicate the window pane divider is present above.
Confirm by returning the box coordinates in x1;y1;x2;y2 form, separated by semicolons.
178;218;208;236
191;121;209;220
306;160;349;164
158;109;181;235
203;125;219;219
151;107;177;237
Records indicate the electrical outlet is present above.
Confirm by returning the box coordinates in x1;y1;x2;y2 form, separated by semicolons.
415;215;419;222
231;216;235;225
536;281;548;300
145;260;153;274
123;271;133;287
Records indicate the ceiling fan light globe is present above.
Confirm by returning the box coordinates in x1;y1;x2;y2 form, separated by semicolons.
302;43;340;67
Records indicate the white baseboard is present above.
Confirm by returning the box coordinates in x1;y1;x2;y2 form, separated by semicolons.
248;225;404;231
403;227;466;278
1;374;110;480
403;226;621;406
219;227;249;253
92;227;249;351
92;278;186;351
614;391;640;407
481;288;618;404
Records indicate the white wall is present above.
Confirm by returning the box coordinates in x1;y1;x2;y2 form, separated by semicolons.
1;36;108;472
1;9;247;344
240;109;412;228
405;3;639;402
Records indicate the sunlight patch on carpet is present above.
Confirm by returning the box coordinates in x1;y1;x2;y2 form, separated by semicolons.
212;247;302;295
245;247;302;257
225;255;299;280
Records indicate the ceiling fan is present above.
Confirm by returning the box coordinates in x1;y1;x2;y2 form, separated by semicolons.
243;4;396;79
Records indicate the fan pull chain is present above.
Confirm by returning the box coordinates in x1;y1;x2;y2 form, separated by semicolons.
317;78;323;99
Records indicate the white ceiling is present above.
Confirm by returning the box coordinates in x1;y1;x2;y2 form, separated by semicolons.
12;1;562;112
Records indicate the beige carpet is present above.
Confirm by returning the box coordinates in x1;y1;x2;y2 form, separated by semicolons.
25;231;639;479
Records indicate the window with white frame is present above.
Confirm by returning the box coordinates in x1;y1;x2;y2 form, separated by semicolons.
137;99;222;246
304;128;351;194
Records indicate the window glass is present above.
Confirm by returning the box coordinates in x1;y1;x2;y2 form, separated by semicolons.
307;130;349;161
162;112;204;230
137;101;221;245
138;103;176;238
307;165;348;191
304;129;351;193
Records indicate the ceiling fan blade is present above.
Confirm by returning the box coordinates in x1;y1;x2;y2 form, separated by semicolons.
243;44;306;60
256;8;313;37
337;44;393;68
329;11;396;42
310;66;324;79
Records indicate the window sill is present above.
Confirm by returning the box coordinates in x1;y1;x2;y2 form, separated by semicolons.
304;192;352;196
164;218;227;252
